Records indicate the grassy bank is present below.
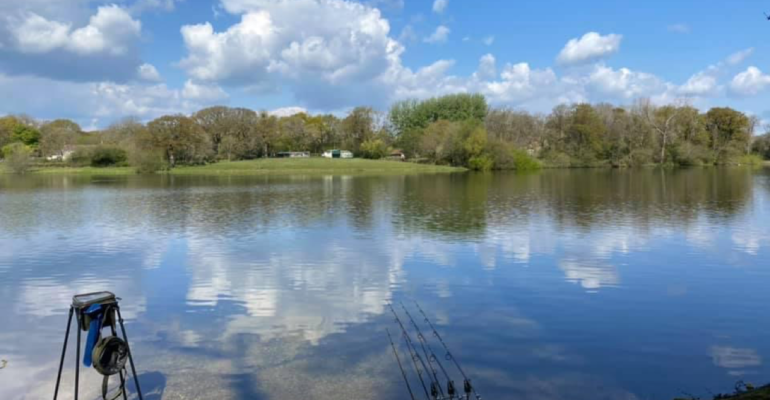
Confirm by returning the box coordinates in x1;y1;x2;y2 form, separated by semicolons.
1;158;464;176
170;158;464;175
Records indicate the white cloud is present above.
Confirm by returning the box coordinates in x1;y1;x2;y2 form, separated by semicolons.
557;32;622;66
667;23;690;34
12;14;71;54
482;62;559;103
474;54;497;80
174;1;671;113
678;70;718;96
179;12;275;83
182;80;229;102
137;63;161;82
270;106;307;117
0;0;752;125
726;48;754;66
130;0;184;14
180;0;401;108
432;0;448;14
483;35;495;46
587;64;667;99
424;25;450;44
12;5;141;56
730;66;770;96
388;59;459;100
0;72;225;124
676;48;755;99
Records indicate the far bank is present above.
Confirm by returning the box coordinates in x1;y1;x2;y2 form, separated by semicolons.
1;158;465;176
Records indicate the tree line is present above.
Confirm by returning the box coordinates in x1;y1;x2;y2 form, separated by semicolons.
1;94;768;173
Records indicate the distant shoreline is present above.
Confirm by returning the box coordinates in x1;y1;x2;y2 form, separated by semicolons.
2;157;767;177
1;158;465;176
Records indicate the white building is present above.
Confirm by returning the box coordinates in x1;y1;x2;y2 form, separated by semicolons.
322;150;353;159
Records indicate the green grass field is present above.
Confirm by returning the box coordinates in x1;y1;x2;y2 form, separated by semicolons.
171;158;464;175
1;158;464;176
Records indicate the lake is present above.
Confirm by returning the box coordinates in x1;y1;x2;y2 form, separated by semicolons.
1;168;769;400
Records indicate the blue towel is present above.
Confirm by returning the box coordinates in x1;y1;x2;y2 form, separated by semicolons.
83;304;103;367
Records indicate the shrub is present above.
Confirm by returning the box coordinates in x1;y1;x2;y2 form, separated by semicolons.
485;141;542;170
737;154;764;167
68;149;93;167
715;145;747;165
2;143;33;174
129;149;166;174
626;148;654;167
541;151;572;168
90;146;127;167
510;148;542;171
672;144;713;166
360;139;390;159
468;154;494;171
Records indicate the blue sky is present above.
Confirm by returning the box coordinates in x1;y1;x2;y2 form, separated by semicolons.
1;0;769;129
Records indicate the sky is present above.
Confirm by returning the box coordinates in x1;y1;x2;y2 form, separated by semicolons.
1;0;770;129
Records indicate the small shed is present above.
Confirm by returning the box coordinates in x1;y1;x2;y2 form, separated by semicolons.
322;150;354;159
276;151;310;158
387;150;406;161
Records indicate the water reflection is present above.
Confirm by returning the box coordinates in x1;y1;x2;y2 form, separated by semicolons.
1;169;769;400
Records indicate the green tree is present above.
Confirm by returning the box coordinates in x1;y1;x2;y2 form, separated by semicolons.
566;104;606;162
0;116;21;149
40;119;80;158
147;115;212;168
255;111;279;157
341;107;376;153
2;143;33;174
705;107;750;163
391;94;488;157
103;118;146;148
753;133;770;159
194;106;259;159
360;138;390;159
11;125;41;147
390;93;488;134
90;146;128;167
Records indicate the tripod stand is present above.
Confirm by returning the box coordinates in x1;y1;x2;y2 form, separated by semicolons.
53;292;144;400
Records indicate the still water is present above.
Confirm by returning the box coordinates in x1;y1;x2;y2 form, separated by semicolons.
1;169;769;400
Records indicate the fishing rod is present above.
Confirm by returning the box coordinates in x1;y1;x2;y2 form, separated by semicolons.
415;301;482;400
388;303;441;400
387;328;417;400
400;304;446;400
401;302;458;399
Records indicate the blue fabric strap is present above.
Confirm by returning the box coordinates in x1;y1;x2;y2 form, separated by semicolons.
83;304;103;367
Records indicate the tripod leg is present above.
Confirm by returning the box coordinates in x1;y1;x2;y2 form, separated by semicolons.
75;311;81;400
116;306;144;400
53;307;74;400
108;311;129;400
